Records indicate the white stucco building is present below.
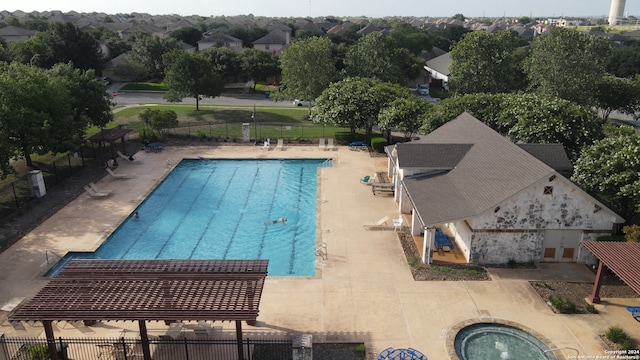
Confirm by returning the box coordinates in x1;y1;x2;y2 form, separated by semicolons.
385;112;624;265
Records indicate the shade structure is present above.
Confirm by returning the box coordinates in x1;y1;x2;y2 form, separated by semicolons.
10;259;268;322
581;241;640;303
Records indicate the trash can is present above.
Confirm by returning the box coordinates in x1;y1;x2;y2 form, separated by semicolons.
27;170;46;198
264;91;270;98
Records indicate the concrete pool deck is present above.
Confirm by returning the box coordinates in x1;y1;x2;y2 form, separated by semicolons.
0;144;638;359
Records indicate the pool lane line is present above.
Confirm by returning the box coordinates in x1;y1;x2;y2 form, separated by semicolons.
256;167;282;259
155;165;219;259
288;167;306;275
118;167;195;259
188;166;237;259
221;165;260;258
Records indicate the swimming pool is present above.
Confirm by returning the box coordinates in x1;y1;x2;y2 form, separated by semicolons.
48;159;329;277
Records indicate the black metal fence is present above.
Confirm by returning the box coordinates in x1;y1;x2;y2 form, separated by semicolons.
0;148;92;221
0;335;293;360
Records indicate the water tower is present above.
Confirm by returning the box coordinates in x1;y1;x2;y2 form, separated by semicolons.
608;0;626;25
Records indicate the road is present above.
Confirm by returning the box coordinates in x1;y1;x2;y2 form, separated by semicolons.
108;86;294;108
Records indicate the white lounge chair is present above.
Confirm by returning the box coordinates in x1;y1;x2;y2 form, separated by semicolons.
319;138;326;150
89;182;113;196
106;167;132;179
276;138;284;151
362;216;391;230
84;184;111;198
326;138;335;151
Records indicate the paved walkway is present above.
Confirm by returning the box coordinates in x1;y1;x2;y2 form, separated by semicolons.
0;144;638;360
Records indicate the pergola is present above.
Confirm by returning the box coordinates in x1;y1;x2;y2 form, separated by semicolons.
9;259;268;360
88;127;132;167
581;241;640;303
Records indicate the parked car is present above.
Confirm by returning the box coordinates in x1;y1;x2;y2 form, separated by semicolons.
293;99;314;107
417;84;430;96
100;77;113;85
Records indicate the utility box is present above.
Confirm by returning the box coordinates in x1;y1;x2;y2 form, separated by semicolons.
242;123;251;142
292;334;312;360
27;170;46;198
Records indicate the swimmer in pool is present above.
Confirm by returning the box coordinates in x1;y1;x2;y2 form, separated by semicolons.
264;217;287;225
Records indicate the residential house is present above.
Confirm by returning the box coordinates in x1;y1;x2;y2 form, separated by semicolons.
0;25;36;43
252;29;290;53
385;112;623;266
423;52;451;90
198;33;243;51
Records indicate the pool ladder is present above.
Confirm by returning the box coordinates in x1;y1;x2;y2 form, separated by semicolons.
319;159;333;168
315;242;327;260
45;249;64;265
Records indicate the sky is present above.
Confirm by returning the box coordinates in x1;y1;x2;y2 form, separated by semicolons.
4;0;640;19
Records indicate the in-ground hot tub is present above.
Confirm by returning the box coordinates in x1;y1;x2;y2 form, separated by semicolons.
447;320;565;360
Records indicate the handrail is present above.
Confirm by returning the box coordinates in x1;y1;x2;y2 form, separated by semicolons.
320;159;332;168
45;249;64;265
315;241;327;260
543;346;579;357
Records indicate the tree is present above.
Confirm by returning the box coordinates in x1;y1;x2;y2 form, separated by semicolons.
169;27;203;47
238;48;280;86
594;75;640;123
0;63;72;175
606;40;640;78
201;46;242;82
378;96;430;140
113;56;151;83
423;93;603;160
138;108;179;140
312;77;409;135
449;30;528;94
130;33;181;78
163;50;225;110
279;36;337;113
572;134;640;220
12;22;103;71
228;26;269;48
525;27;609;106
344;32;408;84
48;63;113;146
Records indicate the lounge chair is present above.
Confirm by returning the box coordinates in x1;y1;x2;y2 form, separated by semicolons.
360;175;371;184
106;167;132;179
326;138;335;151
276;138;284;151
89;182;112;196
84;184;111;198
319;138;326;150
362;216;391;230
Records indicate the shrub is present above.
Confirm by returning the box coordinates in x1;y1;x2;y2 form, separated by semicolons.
407;256;417;266
355;344;366;356
549;295;577;314
196;129;207;140
370;137;387;153
507;259;517;268
622;224;640;242
28;345;48;360
606;326;631;344
586;304;598;314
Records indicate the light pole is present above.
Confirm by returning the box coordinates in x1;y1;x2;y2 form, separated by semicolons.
252;104;257;142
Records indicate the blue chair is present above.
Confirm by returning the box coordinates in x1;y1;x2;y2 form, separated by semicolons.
348;141;368;151
360;175;371;184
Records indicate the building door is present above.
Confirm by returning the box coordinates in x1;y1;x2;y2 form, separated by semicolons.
542;230;582;262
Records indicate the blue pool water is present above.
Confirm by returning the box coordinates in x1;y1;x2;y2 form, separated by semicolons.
49;159;329;277
455;323;556;360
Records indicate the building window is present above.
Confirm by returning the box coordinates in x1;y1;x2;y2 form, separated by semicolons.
543;186;553;195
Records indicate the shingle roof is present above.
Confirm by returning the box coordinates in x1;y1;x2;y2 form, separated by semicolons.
252;29;287;45
425;52;451;76
517;143;573;172
395;143;472;169
402;112;554;226
0;25;36;36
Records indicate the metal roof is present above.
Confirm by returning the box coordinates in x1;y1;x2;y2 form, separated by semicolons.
88;127;132;142
581;241;640;296
9;259;268;322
